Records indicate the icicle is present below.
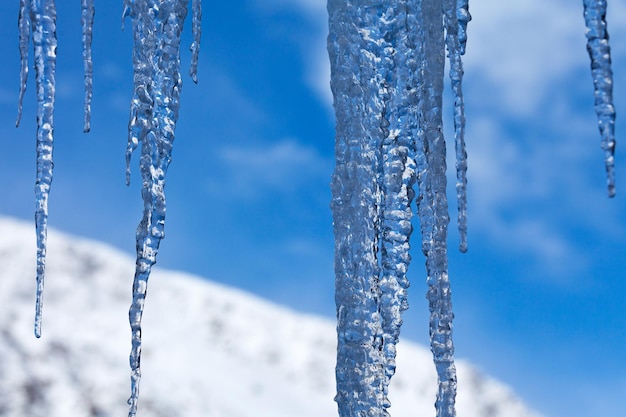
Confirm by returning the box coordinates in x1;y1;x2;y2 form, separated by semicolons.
583;0;616;197
121;0;131;30
413;0;457;415
444;0;468;253
16;0;31;127
124;1;196;415
379;1;416;406
456;0;470;56
330;1;459;415
21;0;58;339
81;0;94;132
189;0;201;83
328;0;387;415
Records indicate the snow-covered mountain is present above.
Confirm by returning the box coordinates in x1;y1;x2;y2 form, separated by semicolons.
0;216;542;417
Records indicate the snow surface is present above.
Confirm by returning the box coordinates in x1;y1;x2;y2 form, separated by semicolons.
0;216;542;417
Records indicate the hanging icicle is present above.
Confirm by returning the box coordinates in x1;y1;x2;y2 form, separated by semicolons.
123;1;199;416
81;0;95;132
583;0;616;197
456;0;471;56
416;0;458;414
189;0;201;83
16;0;31;128
329;0;387;414
444;0;468;253
378;0;416;405
15;0;58;339
329;0;461;415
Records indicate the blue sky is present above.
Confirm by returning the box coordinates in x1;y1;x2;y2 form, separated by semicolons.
1;1;625;416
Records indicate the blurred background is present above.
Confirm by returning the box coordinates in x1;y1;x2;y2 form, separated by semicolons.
0;1;625;416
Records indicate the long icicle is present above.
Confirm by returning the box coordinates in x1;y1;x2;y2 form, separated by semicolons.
583;0;616;197
328;0;387;414
413;0;457;415
456;0;470;56
124;1;197;415
379;0;416;407
30;0;58;339
444;0;468;252
16;0;31;127
123;0;139;186
81;0;95;132
189;0;201;83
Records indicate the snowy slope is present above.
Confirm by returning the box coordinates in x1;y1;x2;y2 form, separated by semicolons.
0;216;542;417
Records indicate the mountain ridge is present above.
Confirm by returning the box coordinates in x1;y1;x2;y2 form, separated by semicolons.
0;216;542;417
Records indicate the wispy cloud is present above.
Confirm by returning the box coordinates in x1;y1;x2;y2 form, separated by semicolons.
252;0;331;107
459;105;626;280
208;140;331;199
463;0;587;115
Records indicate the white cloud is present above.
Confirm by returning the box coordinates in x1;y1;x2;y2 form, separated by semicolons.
256;0;325;18
463;0;586;115
458;110;626;278
252;0;332;107
306;37;333;108
208;140;331;198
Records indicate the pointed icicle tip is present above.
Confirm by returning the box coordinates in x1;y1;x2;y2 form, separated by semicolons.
81;0;95;133
582;0;617;198
189;0;202;83
16;0;31;128
608;183;616;198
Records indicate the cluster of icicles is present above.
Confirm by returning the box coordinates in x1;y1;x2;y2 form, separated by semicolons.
328;1;616;417
13;0;614;416
16;0;201;416
329;1;468;415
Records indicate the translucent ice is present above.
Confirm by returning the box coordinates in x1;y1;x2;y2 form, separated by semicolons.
123;1;199;415
81;0;94;132
16;0;31;128
583;0;616;197
329;1;458;416
16;0;58;339
189;0;201;82
329;0;388;413
444;0;468;253
414;0;457;415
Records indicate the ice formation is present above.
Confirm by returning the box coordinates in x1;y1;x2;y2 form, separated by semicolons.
583;0;616;197
81;0;95;132
12;1;619;416
122;1;200;416
445;0;468;253
329;0;619;416
15;0;201;412
329;0;463;416
16;0;58;339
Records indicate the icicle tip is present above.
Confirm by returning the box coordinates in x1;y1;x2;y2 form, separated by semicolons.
608;184;616;198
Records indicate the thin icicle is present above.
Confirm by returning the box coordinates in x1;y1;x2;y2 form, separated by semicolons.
81;0;95;132
121;0;131;30
444;0;468;253
456;0;470;56
28;0;57;339
124;82;146;186
583;0;616;197
16;0;31;127
124;1;194;416
189;0;201;83
414;0;457;415
328;0;387;415
379;1;415;406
